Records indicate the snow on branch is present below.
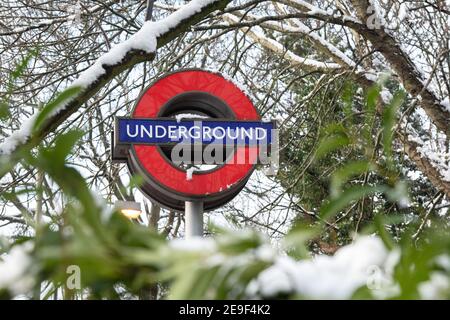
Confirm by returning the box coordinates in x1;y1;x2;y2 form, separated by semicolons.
224;11;450;197
73;0;223;88
275;0;450;138
247;236;399;299
224;14;341;72
278;0;362;24
236;12;378;83
345;0;450;137
406;126;450;184
0;114;38;156
442;98;450;113
0;2;109;36
0;0;228;158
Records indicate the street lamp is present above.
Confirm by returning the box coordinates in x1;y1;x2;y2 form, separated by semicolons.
115;201;142;219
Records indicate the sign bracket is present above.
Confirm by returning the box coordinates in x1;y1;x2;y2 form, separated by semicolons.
185;201;204;238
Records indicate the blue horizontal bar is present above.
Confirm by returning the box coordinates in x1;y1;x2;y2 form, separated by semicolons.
117;118;274;145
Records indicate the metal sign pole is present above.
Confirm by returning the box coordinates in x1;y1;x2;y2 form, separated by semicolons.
185;201;204;238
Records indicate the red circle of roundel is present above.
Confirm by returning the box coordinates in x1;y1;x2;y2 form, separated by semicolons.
132;70;259;197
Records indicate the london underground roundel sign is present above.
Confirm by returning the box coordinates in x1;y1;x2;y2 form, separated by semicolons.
112;69;275;212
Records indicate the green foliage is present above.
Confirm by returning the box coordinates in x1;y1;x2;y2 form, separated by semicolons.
32;86;82;134
330;161;374;197
0;80;448;300
315;124;351;160
320;185;387;220
280;78;415;249
160;231;272;299
0;50;38;120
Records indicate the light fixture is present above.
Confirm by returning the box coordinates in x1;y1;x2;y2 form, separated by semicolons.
114;201;142;219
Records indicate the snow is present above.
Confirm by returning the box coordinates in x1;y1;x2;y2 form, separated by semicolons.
269;41;341;70
282;19;355;67
249;265;293;297
286;0;360;23
367;0;386;30
224;14;341;71
289;0;329;16
418;273;450;299
173;231;275;270
390;182;410;208
170;237;216;252
254;244;276;262
441;98;450;113
66;1;82;24
380;89;393;104
407;127;450;182
186;167;196;180
252;29;339;70
11;19;55;33
0;242;34;296
0;114;37;155
6;3;105;35
175;113;208;122
0;0;220;156
307;8;326;16
242;15;375;80
398;3;409;21
364;73;378;82
247;236;399;299
220;71;253;98
73;0;220;88
407;170;422;181
436;255;450;270
288;0;318;12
